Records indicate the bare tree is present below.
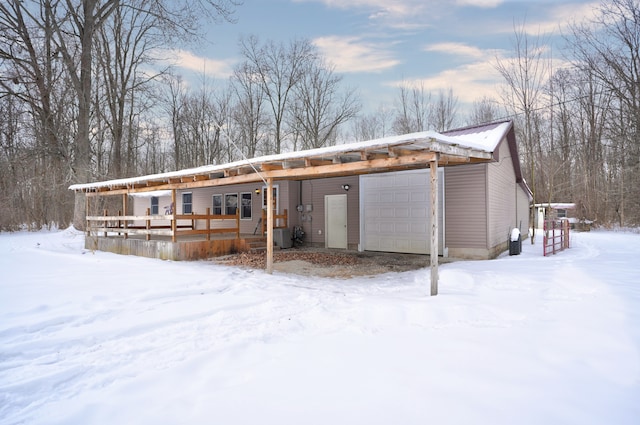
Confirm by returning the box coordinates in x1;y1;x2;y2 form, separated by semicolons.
239;36;317;154
0;0;239;229
353;104;394;141
292;61;360;150
569;0;640;225
495;21;549;241
467;96;500;125
430;88;459;131
161;74;187;169
94;0;170;179
231;61;268;158
0;0;77;228
393;81;431;133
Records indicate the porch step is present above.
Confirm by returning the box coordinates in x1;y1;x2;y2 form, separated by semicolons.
247;238;280;253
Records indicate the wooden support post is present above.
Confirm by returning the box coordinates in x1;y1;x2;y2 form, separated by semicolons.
236;208;240;239
430;159;439;296
206;207;211;241
117;210;122;236
85;196;90;236
171;189;177;243
103;209;108;238
266;178;274;274
122;194;128;240
146;208;151;241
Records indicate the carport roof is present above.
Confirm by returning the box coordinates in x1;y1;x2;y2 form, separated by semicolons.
69;121;512;195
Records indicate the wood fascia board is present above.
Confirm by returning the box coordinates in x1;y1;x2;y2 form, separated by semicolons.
305;158;334;167
426;140;493;159
263;151;439;180
260;163;284;171
81;143;491;196
84;153;436;196
439;154;470;165
85;173;267;196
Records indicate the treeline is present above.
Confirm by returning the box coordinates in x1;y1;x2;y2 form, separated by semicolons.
0;0;638;230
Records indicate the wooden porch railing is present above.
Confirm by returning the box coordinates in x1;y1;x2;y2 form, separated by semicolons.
261;209;288;235
86;208;241;243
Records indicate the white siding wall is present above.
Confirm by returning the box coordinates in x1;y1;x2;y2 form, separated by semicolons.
131;193;172;227
178;184;263;233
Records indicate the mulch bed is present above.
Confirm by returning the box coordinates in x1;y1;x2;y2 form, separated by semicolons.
215;250;361;269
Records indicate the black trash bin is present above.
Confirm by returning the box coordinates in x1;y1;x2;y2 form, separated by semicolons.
509;228;521;256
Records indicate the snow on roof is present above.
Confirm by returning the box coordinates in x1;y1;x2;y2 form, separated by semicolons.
534;203;576;209
442;120;512;151
129;190;173;198
69;123;511;192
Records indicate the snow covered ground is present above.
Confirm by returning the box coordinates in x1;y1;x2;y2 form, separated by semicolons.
1;228;639;425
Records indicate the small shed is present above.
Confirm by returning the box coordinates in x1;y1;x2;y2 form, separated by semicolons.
533;203;577;229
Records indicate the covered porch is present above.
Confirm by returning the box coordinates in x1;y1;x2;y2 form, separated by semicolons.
71;130;496;295
84;195;289;260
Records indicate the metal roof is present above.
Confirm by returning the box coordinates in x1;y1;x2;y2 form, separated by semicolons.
69;125;509;195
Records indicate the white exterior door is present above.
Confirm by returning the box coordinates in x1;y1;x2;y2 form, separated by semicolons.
325;194;348;249
360;169;444;255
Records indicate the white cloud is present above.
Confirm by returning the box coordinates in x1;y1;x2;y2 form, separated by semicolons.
312;36;401;73
164;49;236;78
423;42;488;59
388;58;504;104
296;0;414;15
455;0;503;7
494;1;600;36
294;0;432;29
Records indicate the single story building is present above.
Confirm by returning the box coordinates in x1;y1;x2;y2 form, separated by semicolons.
70;120;532;290
533;203;576;229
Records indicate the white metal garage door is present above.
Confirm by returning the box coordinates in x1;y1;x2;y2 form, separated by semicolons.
360;169;444;255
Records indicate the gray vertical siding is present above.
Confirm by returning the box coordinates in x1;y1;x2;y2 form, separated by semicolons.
516;184;531;237
486;140;519;249
444;163;488;249
299;175;359;247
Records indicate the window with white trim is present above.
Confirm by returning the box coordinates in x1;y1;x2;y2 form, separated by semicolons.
240;192;252;220
262;185;279;211
225;193;238;216
150;196;159;215
182;192;192;214
212;194;222;215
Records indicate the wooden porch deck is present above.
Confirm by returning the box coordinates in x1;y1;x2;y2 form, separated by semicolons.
85;233;267;261
84;208;286;261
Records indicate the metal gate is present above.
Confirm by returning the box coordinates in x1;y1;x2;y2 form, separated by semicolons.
543;219;570;256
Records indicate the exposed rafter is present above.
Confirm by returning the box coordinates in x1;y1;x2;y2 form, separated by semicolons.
71;134;495;196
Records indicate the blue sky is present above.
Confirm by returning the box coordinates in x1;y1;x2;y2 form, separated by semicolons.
167;0;599;113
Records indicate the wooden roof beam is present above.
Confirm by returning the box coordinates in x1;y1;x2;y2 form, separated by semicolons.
439;154;471;165
266;150;439;180
260;163;284;172
360;150;389;161
305;158;333;167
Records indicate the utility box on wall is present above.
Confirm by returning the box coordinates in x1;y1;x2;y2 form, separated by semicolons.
273;228;292;249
